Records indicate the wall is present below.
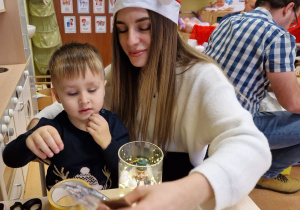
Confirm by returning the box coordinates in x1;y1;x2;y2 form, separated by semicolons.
233;0;245;11
181;0;211;11
0;0;26;65
181;0;245;12
53;0;112;68
53;0;246;68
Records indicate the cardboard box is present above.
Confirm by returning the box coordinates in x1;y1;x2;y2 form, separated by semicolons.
37;88;56;111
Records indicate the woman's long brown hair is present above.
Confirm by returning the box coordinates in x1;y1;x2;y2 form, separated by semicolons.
110;10;219;150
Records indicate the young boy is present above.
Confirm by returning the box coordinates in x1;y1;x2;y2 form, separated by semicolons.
3;42;130;190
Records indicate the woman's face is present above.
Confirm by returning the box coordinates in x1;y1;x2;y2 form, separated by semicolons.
116;7;151;68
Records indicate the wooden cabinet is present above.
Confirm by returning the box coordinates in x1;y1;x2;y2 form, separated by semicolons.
0;116;17;201
13;76;32;185
14;77;31;137
9;168;25;200
0;66;33;201
23;76;34;130
0;0;37;201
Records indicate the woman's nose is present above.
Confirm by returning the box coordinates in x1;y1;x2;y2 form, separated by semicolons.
127;28;139;46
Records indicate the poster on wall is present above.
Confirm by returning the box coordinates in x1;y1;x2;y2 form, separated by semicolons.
110;16;113;33
108;0;114;13
0;0;6;12
93;0;105;13
64;16;76;33
95;16;106;33
78;0;89;13
80;16;91;33
61;0;73;13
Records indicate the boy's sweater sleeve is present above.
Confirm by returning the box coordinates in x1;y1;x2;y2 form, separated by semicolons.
3;129;37;167
2;118;58;168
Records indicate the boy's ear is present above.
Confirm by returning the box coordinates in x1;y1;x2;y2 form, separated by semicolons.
52;88;61;103
104;80;107;87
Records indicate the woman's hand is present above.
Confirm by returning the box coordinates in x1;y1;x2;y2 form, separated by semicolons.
120;182;195;210
26;125;64;159
106;173;213;210
87;113;111;149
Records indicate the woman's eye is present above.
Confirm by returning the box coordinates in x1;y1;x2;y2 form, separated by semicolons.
117;27;127;33
140;25;151;31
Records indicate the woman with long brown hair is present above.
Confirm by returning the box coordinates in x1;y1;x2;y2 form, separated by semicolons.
30;0;271;209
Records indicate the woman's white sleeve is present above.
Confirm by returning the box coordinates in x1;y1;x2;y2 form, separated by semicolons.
179;63;271;210
34;101;64;119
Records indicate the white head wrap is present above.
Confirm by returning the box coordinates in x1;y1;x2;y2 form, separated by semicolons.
113;0;181;25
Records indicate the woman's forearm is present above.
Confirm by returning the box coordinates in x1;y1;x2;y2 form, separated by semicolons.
28;102;64;130
34;102;64;119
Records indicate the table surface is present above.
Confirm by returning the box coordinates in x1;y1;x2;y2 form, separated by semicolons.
0;63;26;118
1;188;259;210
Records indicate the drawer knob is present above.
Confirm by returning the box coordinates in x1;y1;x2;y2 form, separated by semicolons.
7;128;14;136
0;124;8;133
0;134;3;143
11;97;19;106
16;86;23;94
1;116;10;124
5;109;14;117
24;70;29;76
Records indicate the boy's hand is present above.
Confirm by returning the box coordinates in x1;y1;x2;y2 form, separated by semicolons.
87;113;111;149
26;125;64;159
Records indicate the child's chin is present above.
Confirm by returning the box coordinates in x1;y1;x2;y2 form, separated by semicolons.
85;114;93;120
87;111;98;119
78;114;92;122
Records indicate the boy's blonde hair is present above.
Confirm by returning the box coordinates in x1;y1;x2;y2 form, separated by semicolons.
49;42;104;86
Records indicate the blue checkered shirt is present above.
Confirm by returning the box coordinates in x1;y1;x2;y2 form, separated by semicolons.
205;7;296;114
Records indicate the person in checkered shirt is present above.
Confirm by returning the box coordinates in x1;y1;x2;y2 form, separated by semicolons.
206;0;300;194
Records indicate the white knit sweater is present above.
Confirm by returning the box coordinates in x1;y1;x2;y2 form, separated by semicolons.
35;62;271;210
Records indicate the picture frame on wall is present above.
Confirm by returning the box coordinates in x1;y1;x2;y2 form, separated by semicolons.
80;16;91;33
110;16;113;33
95;16;106;33
0;0;6;13
64;16;76;33
109;0;114;14
93;0;105;13
78;0;89;13
61;0;73;13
